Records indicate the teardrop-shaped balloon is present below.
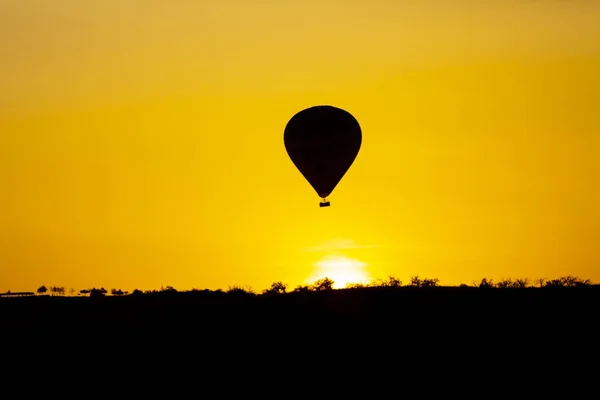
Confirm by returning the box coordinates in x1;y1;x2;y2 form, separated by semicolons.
284;105;362;206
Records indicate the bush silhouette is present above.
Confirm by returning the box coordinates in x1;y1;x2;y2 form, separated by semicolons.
227;285;255;296
22;274;597;303
312;277;335;291
89;288;107;298
293;285;312;293
262;282;287;295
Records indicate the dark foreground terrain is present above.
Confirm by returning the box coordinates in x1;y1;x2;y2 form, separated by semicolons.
3;285;598;339
2;286;598;387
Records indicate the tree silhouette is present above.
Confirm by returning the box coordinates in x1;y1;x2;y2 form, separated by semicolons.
369;276;402;288
408;275;439;288
496;278;513;289
535;278;546;288
160;286;178;294
345;282;367;289
227;285;255;296
37;285;48;296
293;285;311;293
421;278;439;288
513;278;529;288
409;276;422;287
48;286;65;296
476;278;494;289
574;278;592;287
386;276;402;287
89;288;107;298
312;277;334;291
543;276;591;288
262;281;287;295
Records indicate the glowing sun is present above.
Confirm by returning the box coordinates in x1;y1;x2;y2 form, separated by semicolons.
308;255;371;289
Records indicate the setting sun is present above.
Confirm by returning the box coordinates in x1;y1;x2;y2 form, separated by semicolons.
308;255;372;289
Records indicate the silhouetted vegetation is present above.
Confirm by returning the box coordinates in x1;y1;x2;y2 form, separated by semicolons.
2;274;598;357
49;286;65;296
262;281;287;295
3;274;595;301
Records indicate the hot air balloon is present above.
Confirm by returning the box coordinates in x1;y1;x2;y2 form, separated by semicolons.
284;105;362;207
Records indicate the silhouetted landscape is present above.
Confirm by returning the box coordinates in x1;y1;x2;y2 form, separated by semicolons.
2;274;598;384
3;275;598;342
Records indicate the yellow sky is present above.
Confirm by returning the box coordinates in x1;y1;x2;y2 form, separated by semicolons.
1;0;599;292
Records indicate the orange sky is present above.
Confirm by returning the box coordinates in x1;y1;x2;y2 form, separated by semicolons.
1;0;599;293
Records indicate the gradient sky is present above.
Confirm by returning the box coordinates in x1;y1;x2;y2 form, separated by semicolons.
1;0;599;293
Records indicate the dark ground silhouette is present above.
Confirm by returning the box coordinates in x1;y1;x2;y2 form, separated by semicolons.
3;277;598;340
2;277;597;388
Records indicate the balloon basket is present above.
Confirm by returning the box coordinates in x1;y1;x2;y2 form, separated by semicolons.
319;200;331;207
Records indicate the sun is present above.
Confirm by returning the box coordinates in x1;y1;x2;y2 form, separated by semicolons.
308;255;371;289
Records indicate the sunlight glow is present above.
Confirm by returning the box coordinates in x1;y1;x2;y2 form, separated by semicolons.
308;255;372;289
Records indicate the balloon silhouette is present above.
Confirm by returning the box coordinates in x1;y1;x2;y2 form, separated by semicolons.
284;105;362;207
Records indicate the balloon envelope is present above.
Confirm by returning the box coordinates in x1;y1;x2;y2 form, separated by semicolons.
284;105;362;200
